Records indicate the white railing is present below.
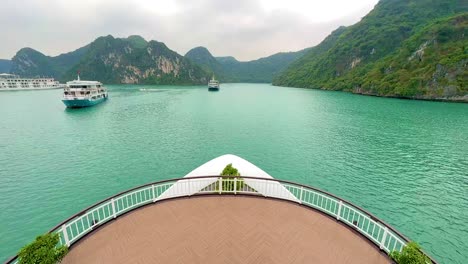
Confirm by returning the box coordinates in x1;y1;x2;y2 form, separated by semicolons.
5;176;436;264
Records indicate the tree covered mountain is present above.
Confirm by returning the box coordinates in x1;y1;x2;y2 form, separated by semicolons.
352;13;467;100
185;46;310;83
10;35;209;84
62;35;209;84
185;47;226;80
273;0;467;101
10;46;89;78
0;59;11;73
272;26;347;86
10;34;307;85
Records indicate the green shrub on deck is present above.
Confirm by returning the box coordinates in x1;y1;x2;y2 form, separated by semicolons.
389;242;430;264
18;233;68;264
217;163;244;192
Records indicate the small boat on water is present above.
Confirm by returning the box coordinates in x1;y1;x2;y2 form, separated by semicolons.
62;75;108;108
208;76;219;91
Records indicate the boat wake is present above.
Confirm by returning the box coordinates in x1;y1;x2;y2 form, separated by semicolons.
139;88;167;92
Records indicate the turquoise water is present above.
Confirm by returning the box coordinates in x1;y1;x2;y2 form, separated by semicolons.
0;84;467;263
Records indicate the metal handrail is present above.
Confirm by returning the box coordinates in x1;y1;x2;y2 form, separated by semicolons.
5;176;437;264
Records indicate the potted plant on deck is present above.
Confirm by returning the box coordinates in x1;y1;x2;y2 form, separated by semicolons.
219;163;244;192
18;233;68;264
389;242;430;264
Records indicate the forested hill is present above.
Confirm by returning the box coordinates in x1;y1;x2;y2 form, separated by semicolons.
9;34;307;85
61;35;209;84
185;47;310;83
10;35;209;85
185;47;226;80
271;26;347;86
273;0;467;102
10;45;89;79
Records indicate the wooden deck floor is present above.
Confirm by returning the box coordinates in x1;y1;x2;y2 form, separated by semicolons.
62;196;391;264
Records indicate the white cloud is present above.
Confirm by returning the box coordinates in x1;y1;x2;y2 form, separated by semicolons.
259;0;378;22
0;0;378;61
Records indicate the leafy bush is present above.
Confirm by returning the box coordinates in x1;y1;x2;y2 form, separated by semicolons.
18;233;68;264
219;164;244;192
389;242;430;264
221;164;240;176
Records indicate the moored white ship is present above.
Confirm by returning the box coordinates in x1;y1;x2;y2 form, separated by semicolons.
0;73;64;91
62;75;108;108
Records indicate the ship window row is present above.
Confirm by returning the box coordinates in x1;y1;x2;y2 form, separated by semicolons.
70;85;91;88
69;85;101;88
5;80;51;82
64;91;92;95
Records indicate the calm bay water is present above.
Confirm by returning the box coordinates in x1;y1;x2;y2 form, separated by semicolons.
0;84;467;263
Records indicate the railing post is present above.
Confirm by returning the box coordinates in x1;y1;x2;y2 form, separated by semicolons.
218;177;222;194
299;187;304;204
111;198;117;219
234;177;237;194
380;227;388;250
152;184;156;201
336;201;343;220
62;224;70;247
187;179;191;196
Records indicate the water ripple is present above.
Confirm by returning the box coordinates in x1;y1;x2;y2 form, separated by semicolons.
0;85;467;263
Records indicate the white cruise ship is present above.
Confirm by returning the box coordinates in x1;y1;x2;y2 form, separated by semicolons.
208;75;220;91
62;75;108;108
0;73;64;91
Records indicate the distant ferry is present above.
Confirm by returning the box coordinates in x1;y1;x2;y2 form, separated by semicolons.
0;73;64;91
62;75;108;108
208;76;220;91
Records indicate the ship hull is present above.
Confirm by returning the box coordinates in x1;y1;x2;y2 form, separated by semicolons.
208;86;219;91
0;86;65;91
62;97;107;108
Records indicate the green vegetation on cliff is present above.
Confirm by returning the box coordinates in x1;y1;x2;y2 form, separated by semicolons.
272;26;347;87
63;35;209;84
10;46;89;78
11;33;306;85
185;47;226;80
220;48;311;83
273;0;467;101
185;46;310;83
10;35;209;85
352;14;467;99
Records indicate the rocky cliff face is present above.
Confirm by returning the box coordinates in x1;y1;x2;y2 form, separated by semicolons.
10;48;58;77
273;0;467;102
351;13;468;101
63;35;209;84
10;45;89;78
10;35;209;85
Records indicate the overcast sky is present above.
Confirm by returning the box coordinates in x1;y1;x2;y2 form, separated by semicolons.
0;0;378;61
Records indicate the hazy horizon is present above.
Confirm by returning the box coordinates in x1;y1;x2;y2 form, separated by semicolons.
1;0;379;61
